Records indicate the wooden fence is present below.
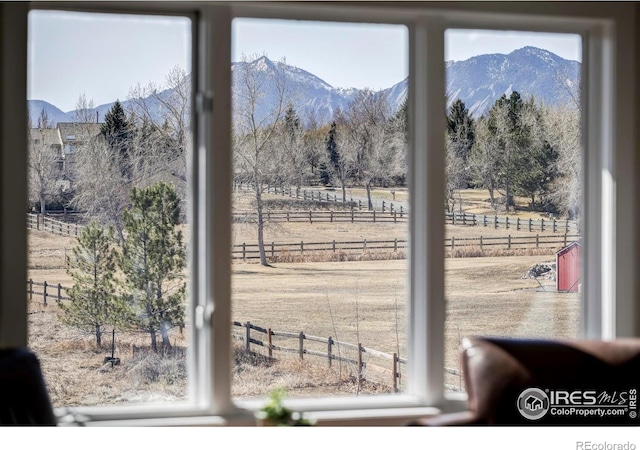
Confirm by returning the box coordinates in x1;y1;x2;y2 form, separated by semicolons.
232;233;580;260
234;182;579;233
233;320;463;393
26;279;70;305
27;209;577;239
27;213;85;237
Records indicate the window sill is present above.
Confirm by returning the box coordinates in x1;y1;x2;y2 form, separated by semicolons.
55;393;468;426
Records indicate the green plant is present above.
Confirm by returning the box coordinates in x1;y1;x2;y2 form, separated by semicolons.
256;388;313;426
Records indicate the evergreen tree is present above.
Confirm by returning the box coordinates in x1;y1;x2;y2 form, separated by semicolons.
101;100;131;178
118;182;186;351
472;92;558;212
57;223;125;347
446;99;475;165
325;121;348;202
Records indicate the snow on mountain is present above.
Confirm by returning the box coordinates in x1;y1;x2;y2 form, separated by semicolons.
28;47;580;129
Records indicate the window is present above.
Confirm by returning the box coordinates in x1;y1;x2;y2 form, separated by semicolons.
443;29;583;392
1;2;635;426
230;17;409;400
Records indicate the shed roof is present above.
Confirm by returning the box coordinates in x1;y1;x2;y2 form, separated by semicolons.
556;241;581;256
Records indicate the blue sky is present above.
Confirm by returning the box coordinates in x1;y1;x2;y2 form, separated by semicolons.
28;11;581;112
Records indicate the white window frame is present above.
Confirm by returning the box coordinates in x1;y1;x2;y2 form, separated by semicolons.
1;1;635;426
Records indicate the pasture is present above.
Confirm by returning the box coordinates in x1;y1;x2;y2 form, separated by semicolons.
25;188;580;405
27;221;579;405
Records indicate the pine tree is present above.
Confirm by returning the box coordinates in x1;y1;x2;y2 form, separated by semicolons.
446;99;475;163
57;223;125;347
100;100;131;178
325;121;349;202
118;182;186;351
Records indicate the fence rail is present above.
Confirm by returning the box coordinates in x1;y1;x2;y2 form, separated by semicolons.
27;213;85;237
234;182;579;233
28;208;578;239
26;279;70;305
232;321;463;392
232;233;580;260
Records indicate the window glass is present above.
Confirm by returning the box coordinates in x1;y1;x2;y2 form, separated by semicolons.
27;10;192;407
231;18;409;399
443;29;583;392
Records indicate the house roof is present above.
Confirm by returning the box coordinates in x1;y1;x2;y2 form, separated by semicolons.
29;128;62;147
56;122;102;142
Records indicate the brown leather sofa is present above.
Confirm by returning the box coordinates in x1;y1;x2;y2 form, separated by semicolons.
411;336;640;426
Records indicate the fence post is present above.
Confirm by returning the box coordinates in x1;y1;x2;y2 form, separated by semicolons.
480;236;483;252
328;337;333;367
358;200;362;210
330;211;334;223
309;211;313;224
363;239;367;251
332;240;336;253
394;238;398;252
451;236;455;252
75;224;78;236
517;217;520;231
566;219;569;233
541;218;545;232
473;213;477;226
553;219;557;233
43;281;48;306
29;279;33;301
57;283;62;302
536;234;540;248
373;210;376;223
271;242;275;258
564;233;567;247
494;215;498;229
508;235;511;250
357;343;363;385
393;353;398;393
37;213;41;230
382;201;386;212
300;241;304;255
506;216;509;229
483;215;487;227
245;322;251;352
242;243;246;260
351;208;354;223
463;213;466;226
529;218;532;232
267;328;273;359
299;332;304;360
400;206;404;218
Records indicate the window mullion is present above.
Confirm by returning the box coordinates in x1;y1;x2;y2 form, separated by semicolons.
407;19;446;405
198;5;238;415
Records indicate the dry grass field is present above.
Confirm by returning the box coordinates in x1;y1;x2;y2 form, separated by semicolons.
25;188;579;406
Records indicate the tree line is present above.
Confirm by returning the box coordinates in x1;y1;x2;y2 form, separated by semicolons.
27;57;581;271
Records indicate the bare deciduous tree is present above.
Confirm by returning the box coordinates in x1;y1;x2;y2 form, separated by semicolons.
73;92;96;123
28;117;63;215
342;89;396;210
233;54;293;266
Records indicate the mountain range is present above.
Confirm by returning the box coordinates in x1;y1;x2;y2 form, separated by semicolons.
28;46;580;128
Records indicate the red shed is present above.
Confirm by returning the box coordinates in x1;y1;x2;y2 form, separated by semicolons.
556;242;581;292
